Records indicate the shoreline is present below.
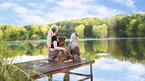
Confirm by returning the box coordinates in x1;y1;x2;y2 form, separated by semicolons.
6;37;145;43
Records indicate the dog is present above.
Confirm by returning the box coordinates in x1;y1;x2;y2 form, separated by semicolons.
68;33;81;62
55;36;69;62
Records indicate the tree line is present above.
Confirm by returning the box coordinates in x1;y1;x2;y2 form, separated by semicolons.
0;12;145;41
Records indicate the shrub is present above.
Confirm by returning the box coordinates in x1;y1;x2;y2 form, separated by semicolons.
31;34;40;40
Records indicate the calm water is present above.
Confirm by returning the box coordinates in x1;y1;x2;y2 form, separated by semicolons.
7;38;145;81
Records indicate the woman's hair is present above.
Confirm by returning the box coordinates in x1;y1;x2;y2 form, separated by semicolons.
47;25;58;48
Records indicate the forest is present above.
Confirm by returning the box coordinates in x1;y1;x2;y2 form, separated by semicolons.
0;12;145;41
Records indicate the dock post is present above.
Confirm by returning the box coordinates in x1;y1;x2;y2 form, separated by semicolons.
48;74;52;81
64;71;70;81
90;63;93;81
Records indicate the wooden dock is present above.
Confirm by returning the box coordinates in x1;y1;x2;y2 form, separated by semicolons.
16;59;95;81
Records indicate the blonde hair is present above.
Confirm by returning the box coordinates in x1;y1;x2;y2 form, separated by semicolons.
47;25;58;48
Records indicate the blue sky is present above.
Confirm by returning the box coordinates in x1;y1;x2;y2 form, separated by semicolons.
0;0;144;26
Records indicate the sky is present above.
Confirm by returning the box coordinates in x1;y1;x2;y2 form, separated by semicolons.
0;0;145;26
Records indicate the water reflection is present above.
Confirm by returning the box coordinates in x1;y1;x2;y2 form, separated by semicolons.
93;57;145;81
36;57;145;81
5;38;145;80
6;38;145;64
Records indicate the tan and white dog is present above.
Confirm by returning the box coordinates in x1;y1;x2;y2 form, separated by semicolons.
68;33;81;62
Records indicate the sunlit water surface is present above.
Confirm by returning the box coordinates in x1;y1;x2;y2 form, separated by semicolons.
7;38;145;81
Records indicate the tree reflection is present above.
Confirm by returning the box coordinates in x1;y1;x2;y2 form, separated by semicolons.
83;41;95;59
93;40;108;53
5;38;145;65
78;41;85;54
108;40;123;60
137;39;145;58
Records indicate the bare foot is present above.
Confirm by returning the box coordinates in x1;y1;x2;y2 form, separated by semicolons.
64;59;74;62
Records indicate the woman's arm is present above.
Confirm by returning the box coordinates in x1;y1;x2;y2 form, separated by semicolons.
53;41;67;51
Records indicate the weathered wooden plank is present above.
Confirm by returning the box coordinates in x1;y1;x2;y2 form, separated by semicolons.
33;61;94;79
15;59;95;79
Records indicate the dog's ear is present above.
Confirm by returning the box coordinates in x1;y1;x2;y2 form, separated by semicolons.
75;32;79;37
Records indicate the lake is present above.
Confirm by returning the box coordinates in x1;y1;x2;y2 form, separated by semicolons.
6;38;145;81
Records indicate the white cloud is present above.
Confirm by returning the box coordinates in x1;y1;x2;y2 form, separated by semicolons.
20;15;46;25
112;0;135;7
16;0;24;1
0;2;46;25
57;0;83;9
44;0;120;23
15;20;21;24
57;0;94;12
31;10;44;14
27;3;46;9
13;6;43;15
0;3;18;10
45;0;53;2
88;5;120;18
0;0;121;25
13;6;28;14
13;5;45;25
45;9;86;23
13;5;44;25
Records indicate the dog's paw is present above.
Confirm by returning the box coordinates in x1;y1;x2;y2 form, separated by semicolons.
74;55;81;62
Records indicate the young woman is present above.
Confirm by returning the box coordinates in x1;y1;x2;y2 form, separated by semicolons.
47;25;67;61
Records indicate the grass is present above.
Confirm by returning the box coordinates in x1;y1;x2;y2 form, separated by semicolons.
0;39;34;81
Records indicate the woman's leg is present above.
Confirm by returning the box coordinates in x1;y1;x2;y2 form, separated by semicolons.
48;50;58;61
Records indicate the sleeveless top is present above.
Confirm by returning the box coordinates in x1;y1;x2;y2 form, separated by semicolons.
51;35;59;48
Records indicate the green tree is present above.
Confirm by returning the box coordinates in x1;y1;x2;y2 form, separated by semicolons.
38;24;50;39
57;25;68;37
84;24;93;37
0;24;3;29
0;30;3;39
19;27;28;40
3;25;19;40
29;25;40;39
114;14;123;37
126;19;140;37
31;34;40;40
92;24;108;38
92;25;98;37
75;24;85;38
104;17;116;37
56;21;70;37
65;21;76;38
118;15;130;37
137;23;145;37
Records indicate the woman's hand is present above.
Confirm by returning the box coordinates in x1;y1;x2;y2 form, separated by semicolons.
62;48;67;54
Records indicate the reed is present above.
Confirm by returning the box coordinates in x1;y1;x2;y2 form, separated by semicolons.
0;39;34;81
